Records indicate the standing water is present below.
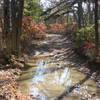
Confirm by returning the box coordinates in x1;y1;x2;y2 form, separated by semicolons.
18;58;100;100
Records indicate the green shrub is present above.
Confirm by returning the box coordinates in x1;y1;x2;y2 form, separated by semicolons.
74;25;95;48
74;25;97;60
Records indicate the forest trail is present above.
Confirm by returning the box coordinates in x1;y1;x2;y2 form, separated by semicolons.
19;33;100;100
27;33;99;75
29;33;85;65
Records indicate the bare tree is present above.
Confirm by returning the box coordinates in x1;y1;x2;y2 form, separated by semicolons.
3;0;24;56
94;0;99;58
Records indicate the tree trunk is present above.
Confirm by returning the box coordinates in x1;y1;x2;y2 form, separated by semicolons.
94;0;99;58
67;13;69;23
11;0;24;56
3;0;11;55
15;0;24;56
77;1;83;28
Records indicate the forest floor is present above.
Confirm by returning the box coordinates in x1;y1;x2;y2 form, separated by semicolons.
0;33;100;100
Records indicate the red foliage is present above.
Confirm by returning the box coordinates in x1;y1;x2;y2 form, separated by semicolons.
83;42;95;49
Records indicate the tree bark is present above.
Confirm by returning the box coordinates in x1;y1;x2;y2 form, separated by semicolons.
77;1;83;28
16;0;24;55
3;0;11;54
94;0;99;57
11;0;24;56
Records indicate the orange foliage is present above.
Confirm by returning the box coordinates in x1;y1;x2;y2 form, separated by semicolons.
22;16;47;34
48;22;78;34
49;24;65;33
21;16;47;41
21;16;47;51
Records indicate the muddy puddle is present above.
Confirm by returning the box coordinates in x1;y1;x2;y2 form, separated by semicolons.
18;57;100;100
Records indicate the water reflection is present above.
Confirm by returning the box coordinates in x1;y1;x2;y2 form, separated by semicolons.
19;60;100;100
33;60;71;86
28;60;72;100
